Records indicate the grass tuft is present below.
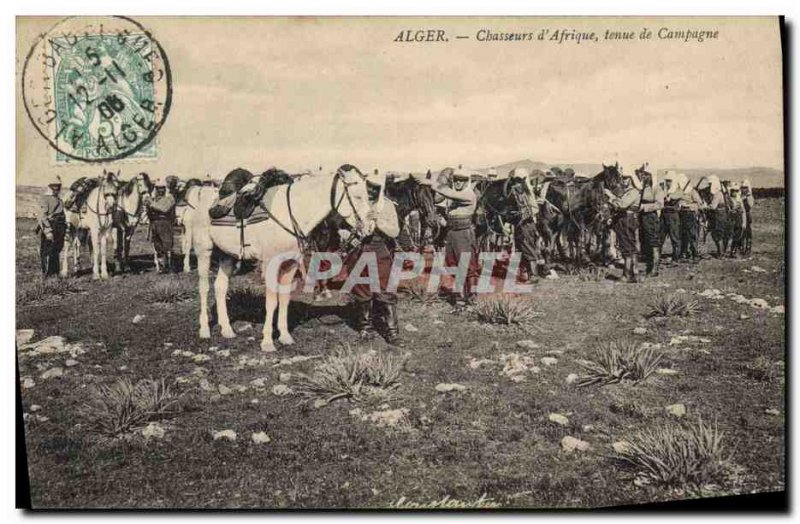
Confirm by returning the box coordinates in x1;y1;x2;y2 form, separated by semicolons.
577;339;663;387
81;378;180;436
399;279;439;306
17;278;83;305
141;279;194;304
291;345;406;406
614;418;734;488
647;294;701;318
474;294;541;326
227;283;265;321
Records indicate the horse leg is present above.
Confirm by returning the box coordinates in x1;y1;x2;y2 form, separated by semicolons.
197;247;212;339
277;264;299;346
100;230;110;279
59;230;70;278
183;223;192;273
91;228;101;280
261;259;279;353
215;256;236;338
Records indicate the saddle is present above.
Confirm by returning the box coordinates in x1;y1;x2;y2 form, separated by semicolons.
208;167;293;222
64;177;99;211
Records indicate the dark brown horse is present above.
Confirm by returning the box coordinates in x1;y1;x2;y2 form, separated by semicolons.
539;163;623;265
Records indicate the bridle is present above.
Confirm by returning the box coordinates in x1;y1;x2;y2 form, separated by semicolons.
330;168;367;236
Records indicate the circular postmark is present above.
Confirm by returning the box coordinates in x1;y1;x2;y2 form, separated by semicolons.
21;16;173;164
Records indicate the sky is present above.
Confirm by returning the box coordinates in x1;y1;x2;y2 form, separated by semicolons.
16;16;784;186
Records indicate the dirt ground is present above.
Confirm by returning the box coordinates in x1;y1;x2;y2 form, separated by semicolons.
16;198;785;509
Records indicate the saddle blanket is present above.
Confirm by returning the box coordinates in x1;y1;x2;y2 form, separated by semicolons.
209;186;281;227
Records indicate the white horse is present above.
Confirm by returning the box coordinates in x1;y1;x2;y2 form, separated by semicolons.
62;173;119;280
189;167;371;352
115;172;152;273
175;181;205;273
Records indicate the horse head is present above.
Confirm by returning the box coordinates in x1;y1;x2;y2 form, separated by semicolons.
331;164;372;237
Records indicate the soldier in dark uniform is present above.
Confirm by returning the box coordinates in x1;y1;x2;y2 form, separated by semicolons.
432;167;479;307
37;175;67;278
605;171;641;283
147;178;176;273
350;170;403;346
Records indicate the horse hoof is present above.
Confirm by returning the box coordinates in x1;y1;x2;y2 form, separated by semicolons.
278;335;295;346
221;327;236;339
92;273;100;281
261;341;277;353
199;327;211;339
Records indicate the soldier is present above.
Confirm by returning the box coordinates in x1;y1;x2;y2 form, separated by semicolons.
37;175;67;278
147;178;176;273
604;170;641;283
700;175;729;258
432;167;479;306
741;179;755;254
728;182;746;257
660;170;684;264
350;170;403;346
637;168;665;276
678;173;704;262
509;167;541;282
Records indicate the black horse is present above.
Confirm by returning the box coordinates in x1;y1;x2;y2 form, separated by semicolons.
475;176;532;253
539;163;622;265
384;175;439;251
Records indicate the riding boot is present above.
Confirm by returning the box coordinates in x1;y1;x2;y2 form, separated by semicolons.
355;300;376;340
651;247;661;276
381;302;404;347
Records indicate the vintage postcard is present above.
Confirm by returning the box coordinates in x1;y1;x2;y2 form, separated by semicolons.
15;16;785;510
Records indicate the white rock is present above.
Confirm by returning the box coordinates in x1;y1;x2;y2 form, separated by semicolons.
142;422;166;439
433;320;445;325
665;403;686;418
740;314;750;320
632;327;647;335
435;383;466;393
364;408;411;428
132;314;145;324
216;349;231;358
218;384;233;395
750;298;770;310
16;329;35;346
656;368;679;376
516;340;539;350
541;357;558;366
279;372;291;382
765;408;781;416
199;378;213;391
770;305;785;315
751;265;768;273
565;373;579;384
212;429;237;441
272;384;292;396
65;359;79;367
404;323;419;332
530;366;541;374
22;377;35;389
40;367;64;380
30;405;42;412
193;354;211;363
561;436;590;452
548;413;569;426
251;431;271;444
612;440;631;454
250;378;267;388
546;269;559;280
20;336;66;356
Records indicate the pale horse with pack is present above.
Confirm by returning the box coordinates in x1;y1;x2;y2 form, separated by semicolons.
62;171;120;280
186;165;372;352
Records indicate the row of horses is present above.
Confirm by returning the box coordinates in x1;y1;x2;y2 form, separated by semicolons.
58;163;629;351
